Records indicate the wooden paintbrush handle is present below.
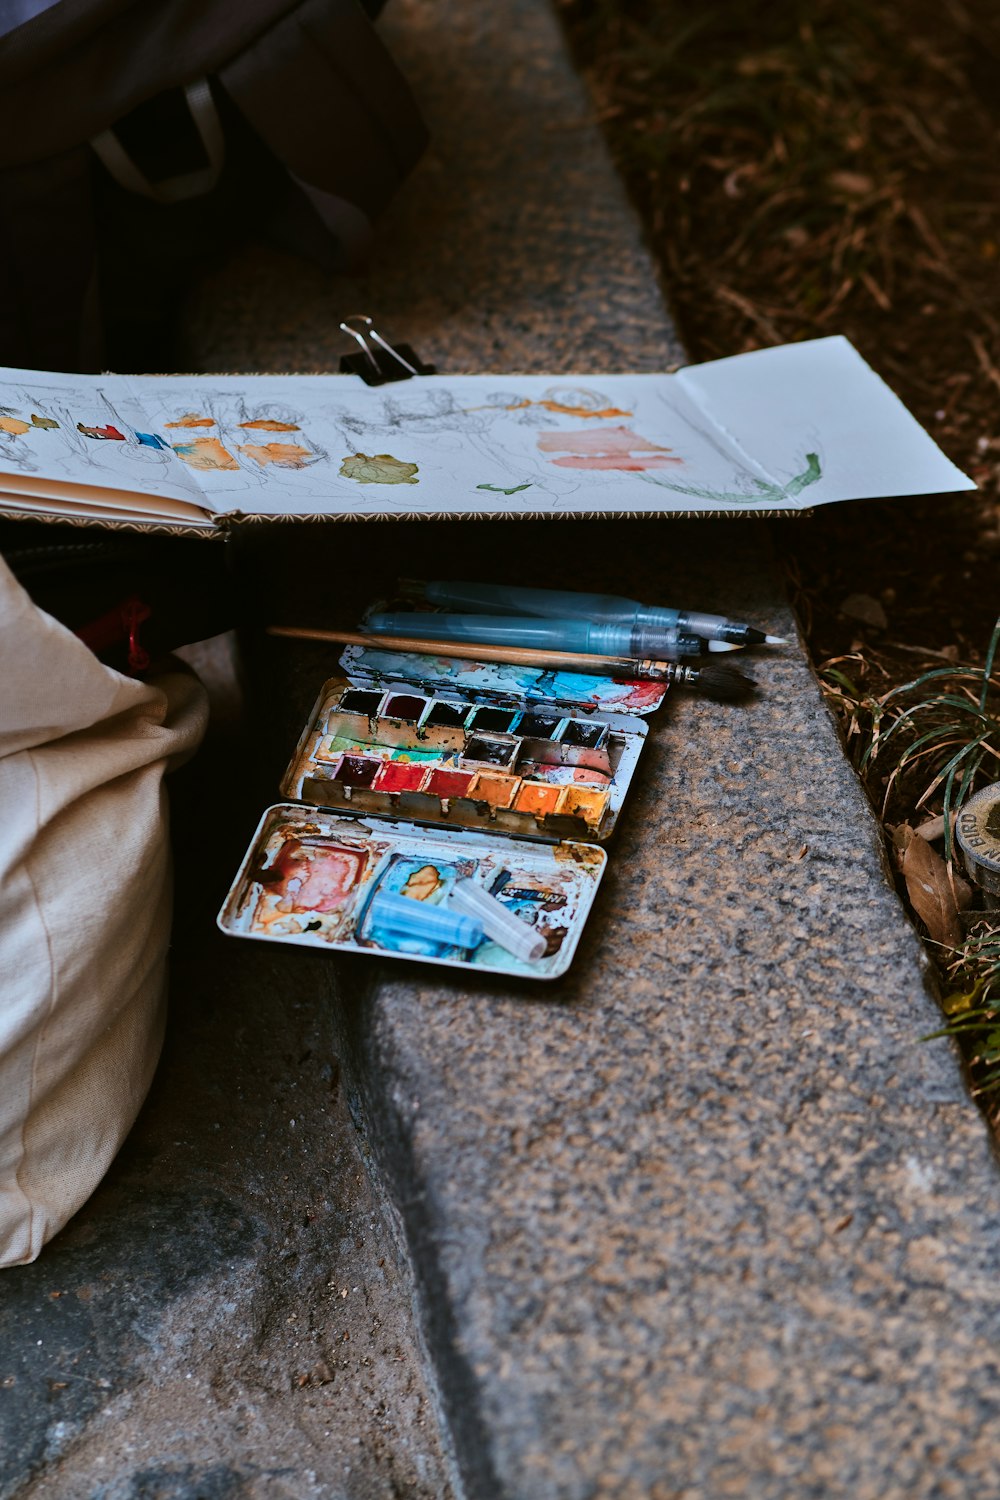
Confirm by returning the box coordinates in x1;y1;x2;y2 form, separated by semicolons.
266;624;667;680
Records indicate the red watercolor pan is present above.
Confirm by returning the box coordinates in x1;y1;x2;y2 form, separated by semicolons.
425;767;476;799
373;761;429;793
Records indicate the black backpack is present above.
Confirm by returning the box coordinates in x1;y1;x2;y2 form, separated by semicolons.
0;0;427;372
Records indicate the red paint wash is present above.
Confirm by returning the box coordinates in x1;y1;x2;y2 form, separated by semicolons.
536;425;682;471
270;839;366;912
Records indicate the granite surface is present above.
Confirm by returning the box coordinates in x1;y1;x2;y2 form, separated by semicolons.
5;0;1000;1496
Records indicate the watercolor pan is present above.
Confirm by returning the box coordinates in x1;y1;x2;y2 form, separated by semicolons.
468;771;520;809
383;694;427;721
425;767;476;799
559;720;608;749
219;804;606;980
462;734;519;768
282;675;648;844
339;689;385;716
335;755;380;787
468;707;518;733
513;782;565;818
516;711;565;739
424;701;468;729
373;761;428;793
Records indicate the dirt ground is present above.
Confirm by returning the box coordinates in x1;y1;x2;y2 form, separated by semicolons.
562;0;1000;697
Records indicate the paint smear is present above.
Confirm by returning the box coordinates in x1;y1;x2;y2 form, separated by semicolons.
263;839;366;915
467;398;632;419
536;400;632;419
30;414;59;430
78;423;125;441
238;441;314;469
239;418;301;432
340;452;419;485
0;416;30;436
537;426;682;472
172;437;239;471
166;413;216;428
402;864;443;901
136;431;168;449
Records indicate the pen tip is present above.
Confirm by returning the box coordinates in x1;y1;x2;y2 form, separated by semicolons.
707;639;741;653
764;634;788;646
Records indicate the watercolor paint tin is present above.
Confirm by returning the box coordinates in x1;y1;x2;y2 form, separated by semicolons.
218;804;606;979
281;675;647;843
222;624;659;977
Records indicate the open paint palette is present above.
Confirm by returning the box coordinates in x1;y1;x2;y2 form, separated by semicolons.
218;804;605;979
219;641;663;978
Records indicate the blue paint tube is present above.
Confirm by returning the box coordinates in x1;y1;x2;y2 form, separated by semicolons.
369;892;483;949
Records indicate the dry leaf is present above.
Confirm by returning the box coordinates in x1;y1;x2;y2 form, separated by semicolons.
828;169;875;196
896;826;970;948
839;592;888;629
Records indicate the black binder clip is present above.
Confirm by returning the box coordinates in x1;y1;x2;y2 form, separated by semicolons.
338;315;435;386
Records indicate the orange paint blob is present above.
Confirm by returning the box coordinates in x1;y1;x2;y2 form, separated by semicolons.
172;436;239;471
237;441;314;469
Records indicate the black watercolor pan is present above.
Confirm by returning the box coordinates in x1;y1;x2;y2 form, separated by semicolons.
424;700;468;729
463;735;518;767
468;706;519;733
517;711;563;738
339;689;385;716
560;720;608;749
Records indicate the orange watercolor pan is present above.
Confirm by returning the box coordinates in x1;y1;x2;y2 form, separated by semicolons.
469;771;520;809
558;784;611;825
513;781;565;817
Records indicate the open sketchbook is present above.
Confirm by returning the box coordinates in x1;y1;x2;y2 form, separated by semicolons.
0;337;973;535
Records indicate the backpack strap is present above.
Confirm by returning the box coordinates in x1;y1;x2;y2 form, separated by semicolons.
219;0;427;224
90;78;226;203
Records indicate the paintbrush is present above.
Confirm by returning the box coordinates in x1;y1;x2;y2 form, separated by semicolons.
266;626;756;703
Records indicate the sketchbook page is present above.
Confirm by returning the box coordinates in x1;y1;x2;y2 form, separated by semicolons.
675;336;974;507
0;368;212;517
132;371;773;518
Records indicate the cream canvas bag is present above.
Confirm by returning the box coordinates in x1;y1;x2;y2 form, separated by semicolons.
0;553;207;1266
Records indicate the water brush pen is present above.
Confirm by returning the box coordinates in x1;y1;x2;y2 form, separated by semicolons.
265;626;756;703
398;579;785;648
363;611;709;660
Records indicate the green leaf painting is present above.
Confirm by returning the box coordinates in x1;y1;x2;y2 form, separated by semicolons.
340;453;419;485
640;452;822;505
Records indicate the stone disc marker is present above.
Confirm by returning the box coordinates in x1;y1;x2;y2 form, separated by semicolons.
956;781;1000;903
